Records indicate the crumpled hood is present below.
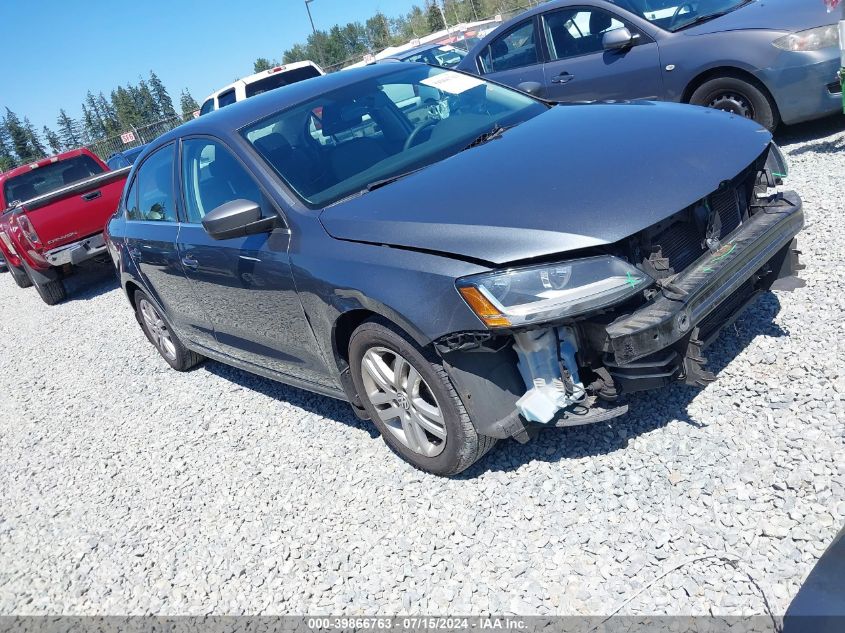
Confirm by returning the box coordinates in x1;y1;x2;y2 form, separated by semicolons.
685;0;833;35
320;102;770;265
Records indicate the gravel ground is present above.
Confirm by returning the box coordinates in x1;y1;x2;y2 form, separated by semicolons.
0;117;843;617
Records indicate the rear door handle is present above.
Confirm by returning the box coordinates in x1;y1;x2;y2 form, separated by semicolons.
82;190;102;201
181;255;199;270
552;72;574;84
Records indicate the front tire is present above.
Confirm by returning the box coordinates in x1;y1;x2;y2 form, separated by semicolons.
689;76;778;132
349;320;496;476
134;289;204;371
7;262;33;289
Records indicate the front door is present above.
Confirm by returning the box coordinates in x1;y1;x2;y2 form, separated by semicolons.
477;17;546;90
540;7;662;102
176;136;332;386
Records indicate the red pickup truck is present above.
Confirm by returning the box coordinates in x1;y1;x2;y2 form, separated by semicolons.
0;148;129;304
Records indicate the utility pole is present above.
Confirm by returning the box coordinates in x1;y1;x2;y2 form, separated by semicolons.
304;0;325;67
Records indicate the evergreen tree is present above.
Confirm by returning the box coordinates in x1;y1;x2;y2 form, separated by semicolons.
179;89;200;119
426;1;447;31
4;109;34;162
148;71;177;118
112;86;139;130
84;91;106;140
365;13;392;51
0;121;16;170
134;79;159;124
81;105;99;144
97;92;119;136
43;126;63;154
23;118;47;158
253;58;274;72
56;109;83;149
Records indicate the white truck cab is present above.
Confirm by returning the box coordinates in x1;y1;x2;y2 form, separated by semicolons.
199;61;324;115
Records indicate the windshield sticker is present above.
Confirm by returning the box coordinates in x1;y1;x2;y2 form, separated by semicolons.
421;73;485;94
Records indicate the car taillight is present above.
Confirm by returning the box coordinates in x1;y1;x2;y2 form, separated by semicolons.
12;214;42;250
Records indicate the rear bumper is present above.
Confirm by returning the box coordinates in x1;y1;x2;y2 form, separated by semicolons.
44;232;107;267
606;191;804;365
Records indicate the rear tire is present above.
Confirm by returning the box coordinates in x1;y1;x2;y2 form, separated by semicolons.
689;75;778;132
134;289;204;371
34;278;67;305
349;319;496;476
8;262;33;288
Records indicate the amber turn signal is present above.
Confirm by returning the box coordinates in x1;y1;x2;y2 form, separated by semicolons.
458;286;511;328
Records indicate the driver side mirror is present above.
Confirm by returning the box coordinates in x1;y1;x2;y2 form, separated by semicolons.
202;199;277;241
517;81;544;97
603;27;636;51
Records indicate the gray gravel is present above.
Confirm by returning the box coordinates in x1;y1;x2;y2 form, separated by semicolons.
0;117;843;617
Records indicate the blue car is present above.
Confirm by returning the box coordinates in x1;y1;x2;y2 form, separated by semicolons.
106;64;803;475
106;144;148;170
456;0;842;130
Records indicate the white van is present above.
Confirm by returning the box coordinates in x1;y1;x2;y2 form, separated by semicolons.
199;61;324;115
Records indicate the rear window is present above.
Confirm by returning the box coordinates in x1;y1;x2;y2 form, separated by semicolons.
3;155;104;206
245;66;322;98
217;89;237;108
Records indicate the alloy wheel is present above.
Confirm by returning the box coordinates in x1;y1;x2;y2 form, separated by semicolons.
139;298;177;362
360;346;447;457
708;92;754;119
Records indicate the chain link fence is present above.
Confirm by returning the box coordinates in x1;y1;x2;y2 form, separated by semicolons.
84;115;186;162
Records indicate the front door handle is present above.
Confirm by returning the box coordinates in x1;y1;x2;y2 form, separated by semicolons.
552;72;574;84
181;255;199;270
82;190;102;201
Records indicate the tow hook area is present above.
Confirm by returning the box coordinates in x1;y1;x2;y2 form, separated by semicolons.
512;328;586;423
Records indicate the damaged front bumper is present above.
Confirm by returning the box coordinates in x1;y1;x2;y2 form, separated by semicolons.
440;191;804;441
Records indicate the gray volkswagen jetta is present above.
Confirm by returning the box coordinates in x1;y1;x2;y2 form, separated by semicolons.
456;0;843;130
106;64;804;475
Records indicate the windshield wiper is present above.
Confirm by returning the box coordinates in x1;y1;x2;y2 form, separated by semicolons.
366;166;426;192
673;0;753;31
463;124;511;151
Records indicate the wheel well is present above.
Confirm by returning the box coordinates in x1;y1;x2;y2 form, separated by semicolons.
124;280;142;309
682;67;779;114
332;309;379;369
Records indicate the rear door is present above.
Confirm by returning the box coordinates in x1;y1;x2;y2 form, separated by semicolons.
176;136;332;386
539;6;662;102
122;143;214;347
475;17;546;89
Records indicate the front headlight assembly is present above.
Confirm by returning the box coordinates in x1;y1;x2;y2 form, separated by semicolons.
773;25;839;51
457;255;652;328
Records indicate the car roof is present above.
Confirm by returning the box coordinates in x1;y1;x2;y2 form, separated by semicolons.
202;60;323;103
155;64;430;147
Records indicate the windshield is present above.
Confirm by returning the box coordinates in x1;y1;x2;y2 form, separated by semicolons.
3;155;104;206
403;45;467;68
608;0;749;31
242;65;546;208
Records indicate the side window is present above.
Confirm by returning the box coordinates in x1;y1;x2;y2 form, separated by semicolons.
134;144;177;222
180;138;263;224
543;9;626;61
217;89;237;108
199;99;214;116
480;20;539;73
124;176;140;220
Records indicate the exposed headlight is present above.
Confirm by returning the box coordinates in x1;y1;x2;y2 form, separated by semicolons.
457;255;652;328
773;25;839;51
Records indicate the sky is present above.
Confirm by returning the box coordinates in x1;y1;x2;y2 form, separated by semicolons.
2;0;420;132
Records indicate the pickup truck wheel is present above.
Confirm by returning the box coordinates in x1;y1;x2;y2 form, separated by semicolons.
34;278;67;305
134;290;204;371
689;76;778;131
7;262;33;289
349;320;496;476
